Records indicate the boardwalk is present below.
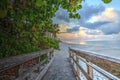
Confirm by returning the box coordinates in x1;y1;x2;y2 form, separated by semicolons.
42;43;76;80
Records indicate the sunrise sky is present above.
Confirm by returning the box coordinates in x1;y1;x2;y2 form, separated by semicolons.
53;0;120;42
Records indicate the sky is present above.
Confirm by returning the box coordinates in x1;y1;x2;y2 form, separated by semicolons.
53;0;120;42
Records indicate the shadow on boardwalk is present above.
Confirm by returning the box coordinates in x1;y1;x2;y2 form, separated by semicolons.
42;43;76;80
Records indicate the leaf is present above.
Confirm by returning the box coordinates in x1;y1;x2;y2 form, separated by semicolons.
7;0;13;9
70;0;75;6
17;22;23;28
35;0;46;7
0;10;7;18
69;13;80;19
78;0;82;3
30;15;34;21
22;15;27;20
33;25;37;31
36;0;41;7
102;0;112;3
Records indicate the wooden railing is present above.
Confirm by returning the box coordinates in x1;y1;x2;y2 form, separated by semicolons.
69;48;120;80
0;48;54;80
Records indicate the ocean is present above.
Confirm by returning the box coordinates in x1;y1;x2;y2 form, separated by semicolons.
67;40;120;49
65;40;120;59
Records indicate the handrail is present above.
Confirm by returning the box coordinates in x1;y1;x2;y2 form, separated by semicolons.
69;48;120;80
0;48;54;80
71;56;92;80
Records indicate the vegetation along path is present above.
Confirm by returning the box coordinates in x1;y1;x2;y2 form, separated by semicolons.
42;43;76;80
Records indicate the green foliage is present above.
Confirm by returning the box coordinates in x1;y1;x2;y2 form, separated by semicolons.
37;36;59;50
40;54;48;61
102;0;112;3
69;13;81;19
0;36;39;58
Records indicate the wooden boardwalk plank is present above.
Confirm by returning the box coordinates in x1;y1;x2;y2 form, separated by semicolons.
42;43;76;80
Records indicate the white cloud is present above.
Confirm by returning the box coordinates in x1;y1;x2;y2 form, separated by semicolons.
89;8;118;23
88;7;120;34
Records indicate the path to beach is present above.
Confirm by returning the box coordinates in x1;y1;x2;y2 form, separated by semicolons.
42;43;76;80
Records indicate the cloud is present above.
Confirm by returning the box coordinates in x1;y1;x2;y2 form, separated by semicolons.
53;4;105;25
52;8;70;24
57;27;104;40
58;24;69;32
53;4;120;35
84;21;111;29
85;29;104;35
54;4;106;33
77;4;105;24
57;26;120;41
98;22;120;34
89;8;120;34
67;26;80;32
91;8;118;22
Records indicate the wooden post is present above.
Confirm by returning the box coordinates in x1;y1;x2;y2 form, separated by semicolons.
51;50;54;58
47;52;50;60
19;64;24;76
39;56;41;62
76;55;81;80
87;62;93;79
73;53;75;67
69;50;72;63
50;52;52;60
76;55;80;75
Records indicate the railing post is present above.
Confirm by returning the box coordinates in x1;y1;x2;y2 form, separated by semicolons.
51;49;54;58
73;53;75;67
87;62;93;79
69;48;72;63
76;55;80;80
39;56;41;62
69;48;71;59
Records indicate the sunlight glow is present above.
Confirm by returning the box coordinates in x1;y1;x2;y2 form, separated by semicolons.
80;41;86;45
77;29;87;38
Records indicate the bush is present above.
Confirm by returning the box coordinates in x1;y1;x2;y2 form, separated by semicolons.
37;36;59;50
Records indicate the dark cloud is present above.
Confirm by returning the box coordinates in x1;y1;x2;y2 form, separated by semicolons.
53;8;70;24
98;22;120;34
78;4;105;23
67;26;80;32
84;21;111;29
97;11;120;34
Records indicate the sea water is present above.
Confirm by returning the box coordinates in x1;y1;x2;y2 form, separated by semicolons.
67;40;120;59
68;40;120;50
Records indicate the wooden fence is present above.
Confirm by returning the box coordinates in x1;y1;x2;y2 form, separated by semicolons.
69;48;120;80
0;48;54;80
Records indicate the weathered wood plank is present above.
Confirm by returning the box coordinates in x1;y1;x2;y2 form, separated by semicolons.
0;48;53;73
35;57;54;80
71;56;92;80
